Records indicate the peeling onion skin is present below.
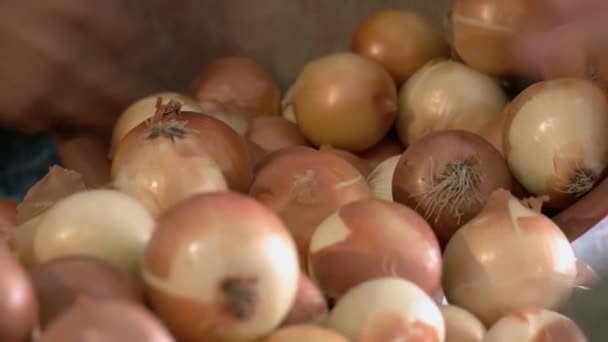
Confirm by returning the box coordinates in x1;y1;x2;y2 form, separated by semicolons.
249;148;371;268
308;199;442;299
326;278;445;342
280;273;328;327
367;155;401;201
142;192;299;342
284;52;398;152
39;297;175;342
32;190;155;278
503;78;608;209
397;60;509;147
30;255;143;328
263;324;349;342
247;116;311;154
351;9;448;84
193;56;281;119
440;305;486;342
392;130;513;247
0;242;38;342
442;189;577;327
483;308;587;342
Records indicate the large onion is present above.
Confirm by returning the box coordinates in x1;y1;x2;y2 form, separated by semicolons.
442;189;577;326
283;52;398;152
351;9;447;84
142;192;299;341
392;130;513;247
503;78;608;209
396;59;509;146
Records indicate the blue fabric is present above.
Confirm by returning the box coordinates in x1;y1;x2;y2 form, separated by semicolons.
0;128;62;202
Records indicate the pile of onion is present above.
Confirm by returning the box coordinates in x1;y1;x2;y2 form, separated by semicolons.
442;189;577;326
392;130;512;246
503;78;608;209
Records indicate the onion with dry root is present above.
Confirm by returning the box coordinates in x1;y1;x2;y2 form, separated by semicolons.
308;199;442;298
193;56;281;118
263;324;349;342
283;52;398;152
483;308;587;342
351;9;447;84
32;189;155;278
503;78;608;209
326;277;445;341
392;130;513;247
142;192;299;341
440;305;486;342
442;189;577;326
249;148;370;267
396;59;509;147
367;155;401;201
280;272;327;327
246;116;311;155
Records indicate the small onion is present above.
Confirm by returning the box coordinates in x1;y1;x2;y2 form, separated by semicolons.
30;255;142;328
283;52;398;152
442;189;577;326
440;305;486;342
351;9;447;84
326;278;445;341
142;192;299;341
308;199;442;298
392;130;513;247
110;92;203;158
249;148;371;267
483;308;587;342
396;59;509;146
246;116;311;154
0;242;38;342
193;56;281;118
39;297;174;342
280;272;328;327
32;189;155;278
263;324;349;342
319;145;373;178
367;155;401;201
503;78;608;209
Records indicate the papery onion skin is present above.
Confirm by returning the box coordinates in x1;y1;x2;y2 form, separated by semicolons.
246;116;311;154
440;305;486;342
142;192;299;342
39;297;174;342
367;155;401;201
442;189;577;326
308;199;442;298
392;130;513;247
397;60;509;147
483;307;587;342
30;255;142;328
284;52;398;152
263;324;349;342
280;273;328;327
503;78;608;209
249;148;371;268
351;9;448;84
193;56;281;118
326;278;445;342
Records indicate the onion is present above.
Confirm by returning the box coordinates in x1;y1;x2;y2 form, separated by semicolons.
198;99;251;136
449;0;557;77
308;199;442;298
325;278;445;341
440;305;486;342
32;189;155;278
40;297;174;342
351;9;447;84
193;56;281;118
477;113;507;157
396;59;509;146
263;325;349;342
142;192;299;341
319;145;373;178
392;130;513;247
283;52;397;152
442;189;577;326
0;242;38;342
246;116;311;154
366;155;401;201
280;272;327;327
537;24;590;80
357;134;405;170
503;78;608;209
483;308;587;342
30;255;142;328
110;92;203;159
249;148;371;267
